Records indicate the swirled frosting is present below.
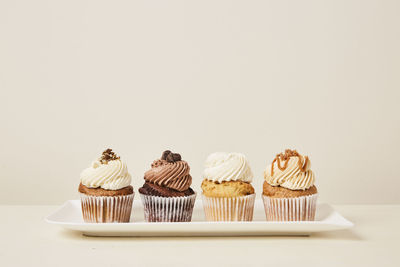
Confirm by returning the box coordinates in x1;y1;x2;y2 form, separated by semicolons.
80;149;132;190
203;152;253;183
264;149;315;190
144;156;192;192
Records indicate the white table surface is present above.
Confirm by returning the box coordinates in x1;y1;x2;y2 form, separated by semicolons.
1;205;399;267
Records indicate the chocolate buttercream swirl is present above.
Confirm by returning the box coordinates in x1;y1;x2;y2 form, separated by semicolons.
144;151;192;192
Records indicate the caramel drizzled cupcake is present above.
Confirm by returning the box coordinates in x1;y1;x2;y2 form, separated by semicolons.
201;152;256;221
262;149;318;221
79;149;134;223
139;150;196;222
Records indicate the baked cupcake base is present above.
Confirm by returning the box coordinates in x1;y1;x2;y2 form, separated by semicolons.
139;193;197;222
262;181;318;221
201;179;255;198
80;193;134;223
79;183;134;223
202;193;256;221
262;193;318;221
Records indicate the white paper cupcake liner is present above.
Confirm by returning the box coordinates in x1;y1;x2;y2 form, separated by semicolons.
139;193;197;222
262;193;318;221
80;193;134;223
202;194;256;221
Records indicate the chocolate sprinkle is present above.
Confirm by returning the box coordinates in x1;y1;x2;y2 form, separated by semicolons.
161;150;171;160
166;153;175;163
161;150;182;163
172;153;181;161
100;148;120;164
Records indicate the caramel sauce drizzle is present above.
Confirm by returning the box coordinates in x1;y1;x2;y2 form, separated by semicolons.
270;149;309;176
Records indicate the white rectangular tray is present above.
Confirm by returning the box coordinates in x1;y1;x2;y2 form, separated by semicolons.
45;199;353;236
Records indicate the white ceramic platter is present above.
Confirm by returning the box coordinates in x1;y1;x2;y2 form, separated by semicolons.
45;199;353;236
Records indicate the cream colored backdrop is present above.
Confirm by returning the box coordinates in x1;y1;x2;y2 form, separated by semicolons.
1;0;399;205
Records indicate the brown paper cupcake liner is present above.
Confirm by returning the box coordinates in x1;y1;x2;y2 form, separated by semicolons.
202;194;256;221
262;193;318;221
139;193;197;222
80;193;134;223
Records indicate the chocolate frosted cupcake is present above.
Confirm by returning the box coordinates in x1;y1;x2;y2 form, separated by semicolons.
79;149;134;223
139;150;196;222
201;152;256;221
262;149;318;221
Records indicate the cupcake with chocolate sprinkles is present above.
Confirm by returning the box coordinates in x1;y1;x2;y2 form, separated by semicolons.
139;150;196;222
79;149;134;223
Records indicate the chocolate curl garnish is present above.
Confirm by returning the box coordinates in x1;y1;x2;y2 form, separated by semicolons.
270;149;309;176
161;150;182;163
100;148;120;164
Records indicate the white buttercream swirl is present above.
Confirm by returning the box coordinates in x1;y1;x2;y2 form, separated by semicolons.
203;152;253;183
80;159;132;190
264;155;315;190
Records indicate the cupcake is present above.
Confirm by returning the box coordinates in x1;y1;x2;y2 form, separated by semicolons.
201;152;256;221
262;149;318;221
79;149;134;223
138;150;196;222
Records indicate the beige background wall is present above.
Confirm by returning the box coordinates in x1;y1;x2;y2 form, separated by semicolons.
1;0;399;205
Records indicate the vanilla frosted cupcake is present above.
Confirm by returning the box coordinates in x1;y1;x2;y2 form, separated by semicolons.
201;152;256;221
79;149;134;223
262;149;318;221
